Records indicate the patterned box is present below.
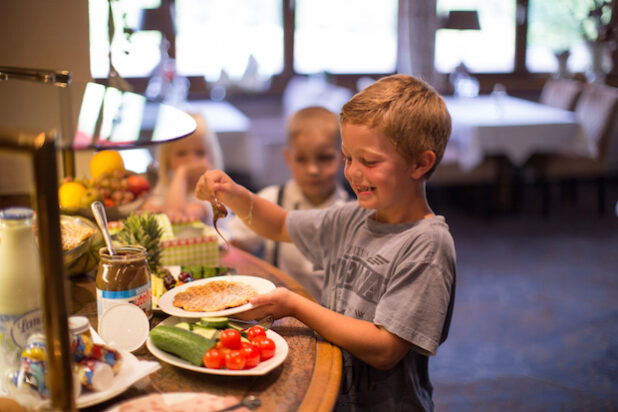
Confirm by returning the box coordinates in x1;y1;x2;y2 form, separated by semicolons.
160;218;219;267
108;215;219;267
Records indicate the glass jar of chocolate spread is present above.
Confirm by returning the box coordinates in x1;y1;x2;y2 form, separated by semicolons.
95;245;152;326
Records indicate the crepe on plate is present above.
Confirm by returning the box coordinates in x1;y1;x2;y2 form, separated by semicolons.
172;280;258;312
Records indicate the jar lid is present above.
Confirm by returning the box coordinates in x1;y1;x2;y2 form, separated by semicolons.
68;315;91;335
98;303;149;352
0;207;34;220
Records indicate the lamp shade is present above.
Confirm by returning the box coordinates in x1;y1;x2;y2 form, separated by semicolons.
139;5;175;37
444;10;481;30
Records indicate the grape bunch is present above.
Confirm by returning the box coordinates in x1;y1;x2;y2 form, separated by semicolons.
162;271;194;290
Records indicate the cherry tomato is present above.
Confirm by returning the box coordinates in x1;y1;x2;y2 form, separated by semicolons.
240;342;260;369
219;329;242;350
203;348;224;369
255;337;276;361
215;341;231;355
246;325;267;342
224;350;246;370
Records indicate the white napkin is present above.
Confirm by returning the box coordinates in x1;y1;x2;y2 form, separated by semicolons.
76;328;161;408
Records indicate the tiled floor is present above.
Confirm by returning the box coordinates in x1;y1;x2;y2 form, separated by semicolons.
428;182;618;411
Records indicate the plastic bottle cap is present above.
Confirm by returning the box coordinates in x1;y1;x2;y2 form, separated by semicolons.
68;315;91;335
98;303;149;352
0;207;34;220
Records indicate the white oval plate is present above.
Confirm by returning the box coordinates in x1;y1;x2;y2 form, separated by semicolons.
105;392;237;411
157;275;276;318
146;316;289;376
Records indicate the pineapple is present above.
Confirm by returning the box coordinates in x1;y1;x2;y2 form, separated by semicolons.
116;212;163;274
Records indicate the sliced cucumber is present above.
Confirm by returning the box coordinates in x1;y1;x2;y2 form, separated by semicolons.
149;325;215;366
226;320;247;332
199;316;229;329
192;327;218;340
174;321;193;330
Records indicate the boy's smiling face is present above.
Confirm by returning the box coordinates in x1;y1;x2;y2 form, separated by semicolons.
342;123;421;223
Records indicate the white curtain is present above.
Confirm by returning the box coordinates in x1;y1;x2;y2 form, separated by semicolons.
397;0;439;87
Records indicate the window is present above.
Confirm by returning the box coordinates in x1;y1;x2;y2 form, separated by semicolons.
89;0;611;92
294;0;398;74
435;0;516;73
175;0;283;82
89;0;396;82
89;0;161;78
527;0;605;74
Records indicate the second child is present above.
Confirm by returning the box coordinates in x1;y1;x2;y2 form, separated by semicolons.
141;112;223;223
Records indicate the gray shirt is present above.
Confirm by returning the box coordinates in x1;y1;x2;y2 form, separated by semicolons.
287;202;456;412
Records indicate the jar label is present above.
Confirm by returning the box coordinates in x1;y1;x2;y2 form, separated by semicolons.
96;284;152;324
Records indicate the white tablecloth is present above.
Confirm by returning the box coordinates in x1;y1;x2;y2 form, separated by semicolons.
444;96;595;171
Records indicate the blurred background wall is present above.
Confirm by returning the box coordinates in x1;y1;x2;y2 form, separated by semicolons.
0;0;91;195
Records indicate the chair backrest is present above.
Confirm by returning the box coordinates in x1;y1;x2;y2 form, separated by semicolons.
575;83;618;164
539;78;584;111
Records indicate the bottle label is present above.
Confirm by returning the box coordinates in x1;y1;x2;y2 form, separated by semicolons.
96;284;152;325
0;309;43;370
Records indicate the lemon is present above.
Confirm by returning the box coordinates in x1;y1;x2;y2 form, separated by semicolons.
90;150;125;180
58;182;87;209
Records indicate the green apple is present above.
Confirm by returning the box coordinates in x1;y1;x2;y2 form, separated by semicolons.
79;187;102;209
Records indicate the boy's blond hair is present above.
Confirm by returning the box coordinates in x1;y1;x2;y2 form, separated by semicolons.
156;112;223;186
286;106;340;148
340;74;451;178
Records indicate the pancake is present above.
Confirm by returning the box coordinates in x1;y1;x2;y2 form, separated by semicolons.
172;280;257;312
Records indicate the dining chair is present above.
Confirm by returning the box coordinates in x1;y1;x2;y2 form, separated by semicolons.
529;82;618;216
539;78;584;111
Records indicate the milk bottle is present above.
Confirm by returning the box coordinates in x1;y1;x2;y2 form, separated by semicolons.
0;207;43;378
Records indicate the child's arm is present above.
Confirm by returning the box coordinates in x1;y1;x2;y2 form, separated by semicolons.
166;160;210;221
195;170;291;242
241;288;414;370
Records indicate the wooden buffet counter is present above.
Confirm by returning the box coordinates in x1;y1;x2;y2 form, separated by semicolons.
71;246;342;412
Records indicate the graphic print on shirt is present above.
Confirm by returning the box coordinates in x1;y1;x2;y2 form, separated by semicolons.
331;244;391;317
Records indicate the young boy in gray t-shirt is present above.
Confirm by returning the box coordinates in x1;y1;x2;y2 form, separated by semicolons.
196;74;456;411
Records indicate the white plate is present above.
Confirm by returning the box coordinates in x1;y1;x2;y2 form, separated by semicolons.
158;275;276;318
43;329;160;409
147;316;289;376
105;392;238;411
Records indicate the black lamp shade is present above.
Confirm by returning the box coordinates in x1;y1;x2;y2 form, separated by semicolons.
444;10;481;30
139;5;175;38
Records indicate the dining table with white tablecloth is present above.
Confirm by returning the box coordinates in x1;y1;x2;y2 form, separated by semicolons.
443;95;596;171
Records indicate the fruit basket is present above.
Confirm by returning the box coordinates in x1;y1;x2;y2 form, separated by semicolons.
61;196;147;222
58;150;152;221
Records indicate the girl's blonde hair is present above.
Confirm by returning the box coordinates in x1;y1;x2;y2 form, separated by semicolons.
340;74;451;178
156;112;224;186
